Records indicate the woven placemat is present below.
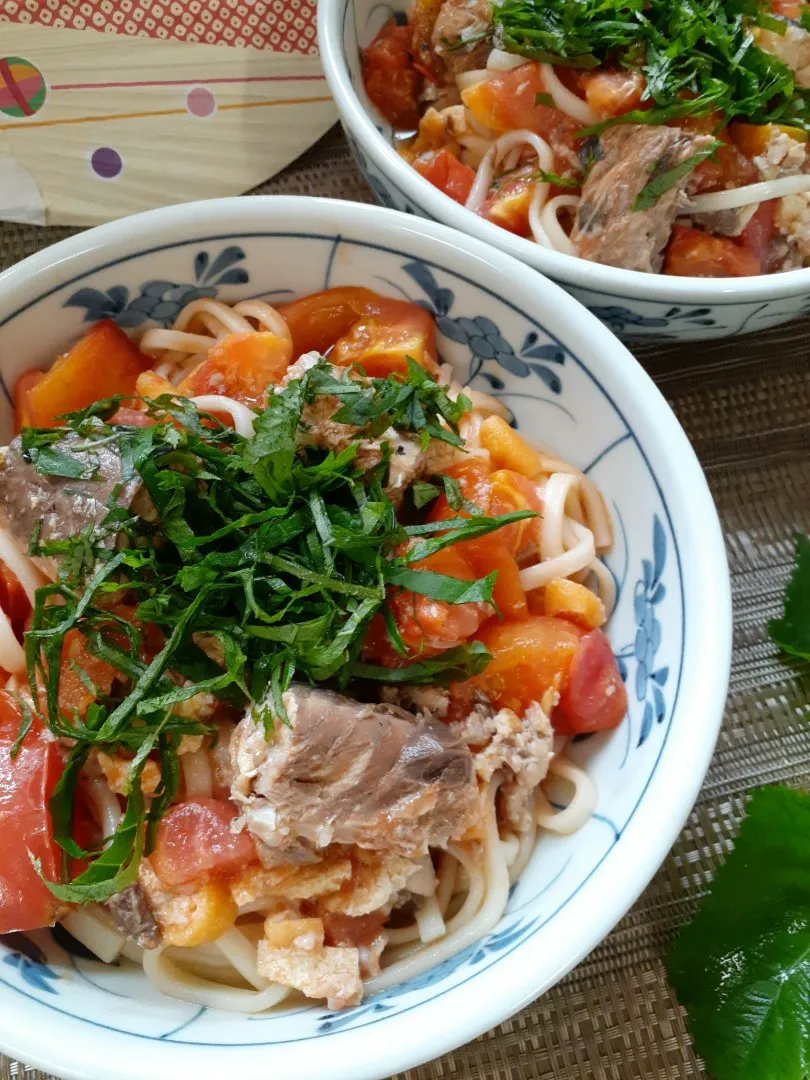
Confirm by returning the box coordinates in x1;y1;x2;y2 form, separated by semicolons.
1;126;809;1080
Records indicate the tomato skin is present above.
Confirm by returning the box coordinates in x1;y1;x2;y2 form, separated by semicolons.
664;226;761;277
473;615;583;714
553;629;627;735
413;148;476;205
13;369;45;433
0;692;64;934
0;559;30;634
738;201;776;273
151;798;258;889
362;20;422;129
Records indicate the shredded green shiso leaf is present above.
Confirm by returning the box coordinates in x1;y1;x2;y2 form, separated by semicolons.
492;0;810;132
22;358;535;902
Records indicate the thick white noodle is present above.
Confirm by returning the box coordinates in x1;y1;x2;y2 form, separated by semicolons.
540;472;578;558
232;301;294;349
536;757;599;835
138;329;215;356
520;519;596;590
509;816;538;884
181;747;214;799
487;48;529;71
215;927;272;991
142;949;290;1012
415;894;447;944
539;64;598;124
189;395;256;438
588;557;617;616
435;851;458;913
466;129;553;214
540;194;580;256
62;909;124;964
0;526;47;606
173;299;253;335
499;832;520;867
684;174;810;212
88;776;123;839
456;68;491;92
365;782;508;994
0;607;25;674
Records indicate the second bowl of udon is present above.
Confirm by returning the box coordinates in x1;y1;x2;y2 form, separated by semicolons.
0;196;730;1080
318;0;810;341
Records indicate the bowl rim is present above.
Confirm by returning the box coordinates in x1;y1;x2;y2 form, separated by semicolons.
317;0;810;304
0;196;732;1080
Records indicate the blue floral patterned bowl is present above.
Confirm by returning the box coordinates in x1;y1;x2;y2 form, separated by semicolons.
0;197;731;1080
318;0;810;341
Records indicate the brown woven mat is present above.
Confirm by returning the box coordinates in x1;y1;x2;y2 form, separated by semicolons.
2;125;809;1080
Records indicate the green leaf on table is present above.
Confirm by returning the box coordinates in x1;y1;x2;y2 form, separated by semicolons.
666;785;810;1080
768;533;810;661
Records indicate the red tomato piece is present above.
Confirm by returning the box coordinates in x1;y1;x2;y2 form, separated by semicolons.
0;559;30;634
664;226;761;277
362;20;423;129
178;331;291;408
582;69;646;118
473;615;583;714
479;164;536;237
553;629;627;735
151;798;258;888
0;692;64;934
413;148;476;205
58;629;119;719
108;406;156;427
738;201;776;273
331;296;438;377
462;63;579;159
22;320;151;429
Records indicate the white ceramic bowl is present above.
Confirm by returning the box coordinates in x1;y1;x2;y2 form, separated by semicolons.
318;0;810;341
0;196;730;1080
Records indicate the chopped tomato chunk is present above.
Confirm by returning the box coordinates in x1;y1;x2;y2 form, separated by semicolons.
362;20;423;128
480;165;536;237
178;331;292;407
331;297;438;377
462;63;579;157
582;69;646;118
738;201;776;273
108;406;156;427
553;629;627;735
413;148;476;204
473;615;583;714
151;798;258;888
58;629;118;718
18;320;151;429
664;226;761;277
0;559;30;634
366;546;489;663
0;692;64;934
13;369;44;433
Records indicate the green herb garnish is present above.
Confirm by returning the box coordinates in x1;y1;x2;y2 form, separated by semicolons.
632;140;722;211
22;358;532;902
493;0;810;132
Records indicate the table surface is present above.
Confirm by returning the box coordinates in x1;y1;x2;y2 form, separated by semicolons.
1;125;809;1080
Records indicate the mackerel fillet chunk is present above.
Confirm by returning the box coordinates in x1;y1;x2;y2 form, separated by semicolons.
231;684;480;862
